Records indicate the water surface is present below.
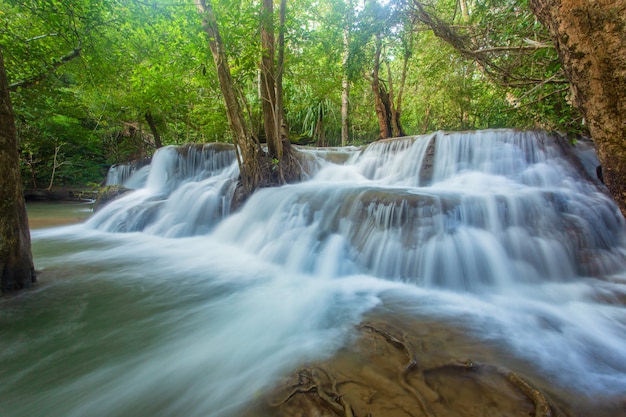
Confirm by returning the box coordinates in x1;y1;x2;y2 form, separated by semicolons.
3;131;626;416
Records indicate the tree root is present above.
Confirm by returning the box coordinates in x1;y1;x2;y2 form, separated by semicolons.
269;367;355;417
359;322;437;417
268;369;318;407
269;321;565;417
360;322;417;372
507;372;553;417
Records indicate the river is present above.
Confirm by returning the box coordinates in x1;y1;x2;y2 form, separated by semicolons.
2;130;625;417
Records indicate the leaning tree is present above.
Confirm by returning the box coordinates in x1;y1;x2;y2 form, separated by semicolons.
0;48;35;292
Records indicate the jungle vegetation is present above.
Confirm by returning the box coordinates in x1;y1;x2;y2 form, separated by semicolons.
1;0;586;191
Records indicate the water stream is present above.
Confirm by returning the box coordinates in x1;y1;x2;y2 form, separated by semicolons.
2;130;626;416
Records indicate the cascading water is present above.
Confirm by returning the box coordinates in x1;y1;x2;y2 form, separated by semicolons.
105;159;152;188
2;129;626;417
90;143;238;237
105;163;135;186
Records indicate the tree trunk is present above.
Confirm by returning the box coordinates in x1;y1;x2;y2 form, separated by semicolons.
314;106;325;147
371;36;392;139
276;0;289;147
529;0;626;217
195;0;300;198
341;18;350;147
260;0;281;159
145;110;163;149
0;48;36;292
394;44;410;137
195;0;260;195
459;0;470;22
46;143;68;191
386;60;407;138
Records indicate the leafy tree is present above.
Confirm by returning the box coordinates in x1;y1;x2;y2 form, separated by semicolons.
409;0;582;133
2;0;622;203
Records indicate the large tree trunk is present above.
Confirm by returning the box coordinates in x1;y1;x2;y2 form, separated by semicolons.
529;0;626;217
0;48;36;292
386;60;407;138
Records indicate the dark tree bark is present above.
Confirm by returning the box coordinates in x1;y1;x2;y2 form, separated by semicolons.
370;33;407;140
0;48;36;292
386;59;407;138
145;111;163;149
529;0;626;217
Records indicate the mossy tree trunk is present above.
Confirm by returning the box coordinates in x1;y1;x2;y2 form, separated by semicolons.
0;48;36;292
529;0;626;217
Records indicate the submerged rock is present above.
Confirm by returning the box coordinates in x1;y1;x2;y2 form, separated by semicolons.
93;185;131;212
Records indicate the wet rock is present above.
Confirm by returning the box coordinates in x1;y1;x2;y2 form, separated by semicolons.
93;185;131;211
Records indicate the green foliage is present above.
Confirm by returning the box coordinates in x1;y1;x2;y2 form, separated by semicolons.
1;0;586;192
14;88;107;188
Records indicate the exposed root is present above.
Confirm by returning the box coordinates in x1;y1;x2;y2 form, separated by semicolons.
360;322;417;372
269;367;355;417
268;369;317;407
359;322;437;417
268;321;568;417
507;372;553;417
421;358;480;373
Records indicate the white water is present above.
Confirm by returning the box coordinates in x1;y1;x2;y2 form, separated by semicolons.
3;130;626;417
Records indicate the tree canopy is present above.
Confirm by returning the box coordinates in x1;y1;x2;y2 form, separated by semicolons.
0;0;587;191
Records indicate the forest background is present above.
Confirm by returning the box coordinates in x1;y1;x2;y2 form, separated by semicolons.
1;0;582;191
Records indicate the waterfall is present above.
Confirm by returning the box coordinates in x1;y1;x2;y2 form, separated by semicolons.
91;130;625;290
12;129;626;417
105;163;135;186
105;158;152;188
89;143;238;237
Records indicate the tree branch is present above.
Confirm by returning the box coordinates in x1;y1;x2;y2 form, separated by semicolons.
26;33;59;42
9;48;81;91
410;1;567;90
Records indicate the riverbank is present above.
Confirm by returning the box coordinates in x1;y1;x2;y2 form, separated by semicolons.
26;201;93;229
24;186;98;203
